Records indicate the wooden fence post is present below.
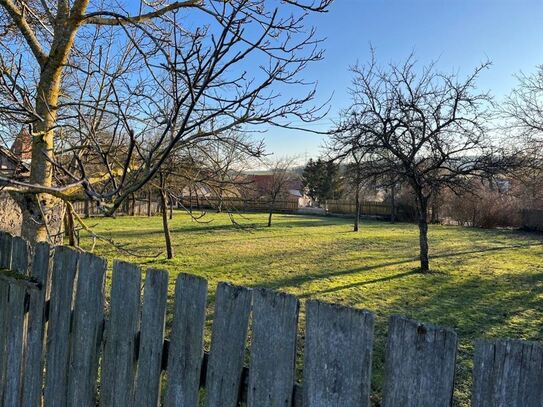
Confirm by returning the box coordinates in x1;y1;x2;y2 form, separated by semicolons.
44;246;80;407
66;252;107;407
247;289;299;407
164;273;208;407
205;283;252;407
21;242;51;407
0;231;13;403
133;269;169;407
382;315;458;407
1;236;29;407
472;339;543;407
303;300;374;407
100;261;142;407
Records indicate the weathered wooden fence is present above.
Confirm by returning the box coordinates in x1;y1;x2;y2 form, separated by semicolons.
180;196;300;213
0;231;542;406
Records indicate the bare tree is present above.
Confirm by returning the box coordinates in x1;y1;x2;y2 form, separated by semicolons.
0;0;332;244
504;65;543;142
335;52;501;272
259;157;296;227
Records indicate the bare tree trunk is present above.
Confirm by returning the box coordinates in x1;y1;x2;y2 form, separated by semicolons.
390;183;396;224
159;186;174;259
64;204;76;247
169;194;174;220
268;207;273;227
354;184;360;232
147;191;152;217
417;196;430;272
84;200;90;218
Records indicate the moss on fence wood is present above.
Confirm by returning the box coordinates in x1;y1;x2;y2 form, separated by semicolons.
77;211;543;406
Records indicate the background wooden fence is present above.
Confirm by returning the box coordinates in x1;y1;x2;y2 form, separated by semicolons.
0;231;542;406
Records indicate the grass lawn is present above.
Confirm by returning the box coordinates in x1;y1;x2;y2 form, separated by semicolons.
78;211;543;406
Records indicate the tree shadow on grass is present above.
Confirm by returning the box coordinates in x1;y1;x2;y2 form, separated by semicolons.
368;270;543;406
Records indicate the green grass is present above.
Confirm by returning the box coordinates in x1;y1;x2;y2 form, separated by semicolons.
78;211;543;406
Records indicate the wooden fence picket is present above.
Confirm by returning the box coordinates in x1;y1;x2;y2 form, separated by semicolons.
204;283;252;407
247;289;299;407
2;236;29;407
100;260;142;407
0;231;12;403
303;300;374;407
382;315;458;407
21;242;50;407
133;269;169;407
66;252;107;407
472;339;543;407
44;246;80;407
164;273;208;407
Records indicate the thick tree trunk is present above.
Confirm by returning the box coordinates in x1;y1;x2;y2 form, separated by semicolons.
160;187;174;259
417;196;430;273
19;194;65;246
21;4;89;244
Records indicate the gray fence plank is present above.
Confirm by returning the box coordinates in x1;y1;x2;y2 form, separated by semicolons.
133;269;169;407
66;252;107;407
0;231;12;403
44;246;80;407
383;315;458;407
205;283;252;407
21;242;51;407
472;339;543;407
303;300;374;407
2;236;29;407
101;260;142;407
248;289;299;407
0;231;12;269
164;273;208;407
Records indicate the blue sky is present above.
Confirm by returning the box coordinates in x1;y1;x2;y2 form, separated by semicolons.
260;0;543;160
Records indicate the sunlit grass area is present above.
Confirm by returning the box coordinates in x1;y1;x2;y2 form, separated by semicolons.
78;211;543;406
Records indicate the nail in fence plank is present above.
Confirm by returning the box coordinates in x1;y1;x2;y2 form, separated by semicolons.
164;274;208;407
0;231;12;403
2;236;29;407
383;315;458;407
303;300;374;407
472;339;543;407
44;246;79;407
66;252;107;407
133;269;169;407
205;283;252;407
248;289;299;407
101;260;142;407
22;242;51;407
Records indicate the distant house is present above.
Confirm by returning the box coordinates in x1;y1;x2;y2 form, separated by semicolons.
0;128;31;178
243;174;311;207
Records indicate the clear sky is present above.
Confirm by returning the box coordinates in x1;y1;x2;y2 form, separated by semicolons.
260;0;543;160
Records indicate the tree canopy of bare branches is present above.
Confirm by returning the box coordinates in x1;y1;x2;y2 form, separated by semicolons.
333;52;503;272
0;0;332;243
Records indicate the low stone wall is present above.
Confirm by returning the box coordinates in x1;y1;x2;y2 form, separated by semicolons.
0;192;22;235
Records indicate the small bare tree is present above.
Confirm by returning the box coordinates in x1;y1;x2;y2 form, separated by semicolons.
260;158;296;227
